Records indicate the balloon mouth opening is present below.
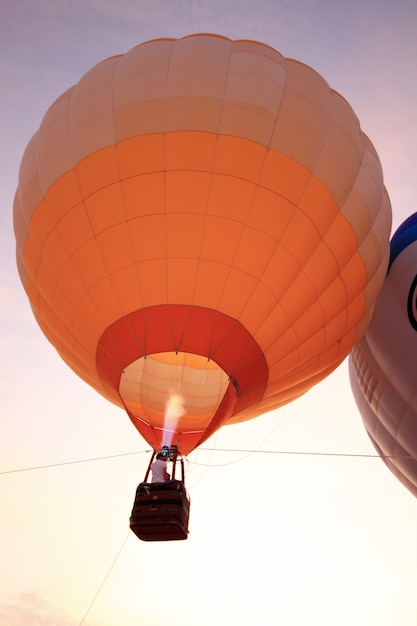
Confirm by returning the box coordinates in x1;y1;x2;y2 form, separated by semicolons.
119;351;230;438
96;304;269;453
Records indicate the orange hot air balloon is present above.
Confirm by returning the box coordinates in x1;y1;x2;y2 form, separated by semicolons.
14;34;392;456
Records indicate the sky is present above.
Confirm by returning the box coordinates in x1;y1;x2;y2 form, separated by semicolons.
1;1;417;624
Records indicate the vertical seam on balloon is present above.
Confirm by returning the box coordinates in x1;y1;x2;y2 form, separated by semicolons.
231;61;291;333
172;38;234;358
193;44;273;356
203;40;234;360
271;76;333;354
65;63;123;359
112;51;147;362
163;40;177;353
77;59;125;322
33;86;103;376
213;48;291;376
252;76;368;374
231;54;289;342
254;61;332;371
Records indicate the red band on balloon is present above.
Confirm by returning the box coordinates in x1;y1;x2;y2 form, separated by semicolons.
96;304;268;446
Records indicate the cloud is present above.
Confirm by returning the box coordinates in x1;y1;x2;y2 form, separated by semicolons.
0;591;83;626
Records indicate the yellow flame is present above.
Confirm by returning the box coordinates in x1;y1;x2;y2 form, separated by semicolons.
166;393;184;421
162;392;185;447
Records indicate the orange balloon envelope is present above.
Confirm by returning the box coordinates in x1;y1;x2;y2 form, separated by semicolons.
14;34;392;455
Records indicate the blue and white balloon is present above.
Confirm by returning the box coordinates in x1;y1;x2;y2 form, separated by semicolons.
350;213;417;497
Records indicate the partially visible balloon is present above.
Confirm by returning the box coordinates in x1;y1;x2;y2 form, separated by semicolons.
14;34;391;455
349;213;417;497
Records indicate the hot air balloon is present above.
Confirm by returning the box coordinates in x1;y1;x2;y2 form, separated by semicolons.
14;34;391;537
349;213;417;498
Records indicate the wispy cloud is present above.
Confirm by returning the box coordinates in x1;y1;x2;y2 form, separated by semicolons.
0;591;88;626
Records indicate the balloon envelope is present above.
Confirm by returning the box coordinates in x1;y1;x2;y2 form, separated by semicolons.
350;213;417;497
14;34;391;454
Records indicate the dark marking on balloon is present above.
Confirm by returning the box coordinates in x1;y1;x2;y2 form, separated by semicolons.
407;275;417;330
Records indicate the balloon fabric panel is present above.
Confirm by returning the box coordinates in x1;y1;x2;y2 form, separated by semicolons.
350;213;417;497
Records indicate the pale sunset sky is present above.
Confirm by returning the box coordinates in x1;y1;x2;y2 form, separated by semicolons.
1;1;417;625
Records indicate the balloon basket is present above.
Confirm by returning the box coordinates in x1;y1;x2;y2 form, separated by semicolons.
130;479;190;541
